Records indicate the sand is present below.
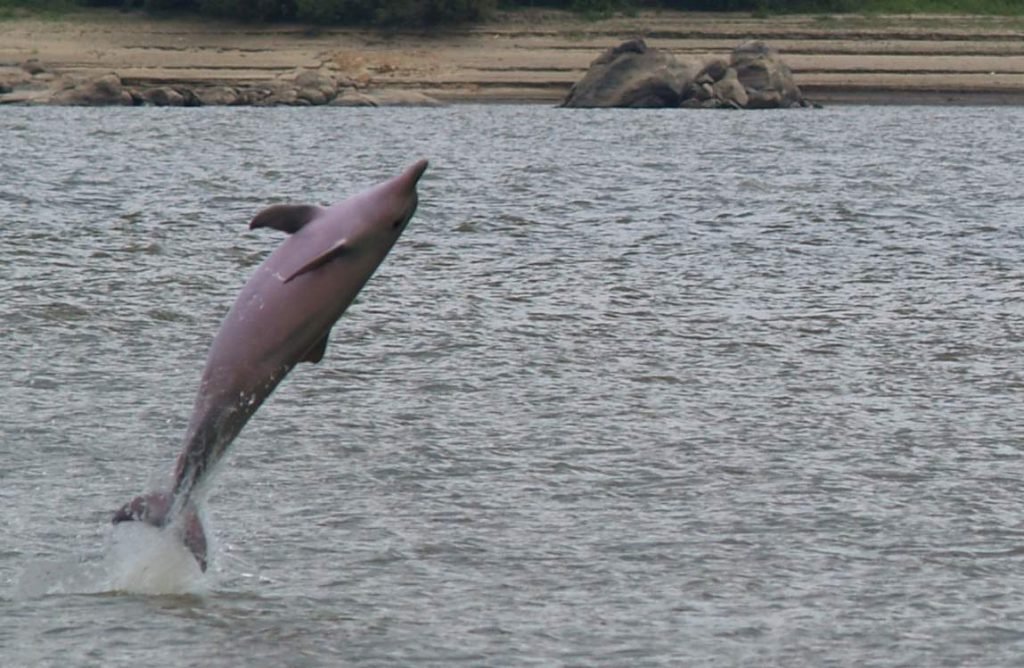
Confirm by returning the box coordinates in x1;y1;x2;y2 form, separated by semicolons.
2;8;1024;104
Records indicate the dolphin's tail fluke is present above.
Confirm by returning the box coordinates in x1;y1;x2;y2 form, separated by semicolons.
112;491;209;572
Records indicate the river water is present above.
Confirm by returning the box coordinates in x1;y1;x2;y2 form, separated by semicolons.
1;104;1022;666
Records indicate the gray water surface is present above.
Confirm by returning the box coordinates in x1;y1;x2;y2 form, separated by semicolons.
1;105;1023;666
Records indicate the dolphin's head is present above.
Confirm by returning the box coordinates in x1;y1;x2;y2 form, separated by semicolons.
337;158;428;252
271;158;427;289
248;159;428;287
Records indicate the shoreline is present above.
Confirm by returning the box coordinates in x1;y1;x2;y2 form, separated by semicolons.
2;9;1024;105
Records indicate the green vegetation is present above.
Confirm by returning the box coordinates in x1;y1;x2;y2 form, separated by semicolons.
0;0;79;19
79;0;495;23
2;0;1022;25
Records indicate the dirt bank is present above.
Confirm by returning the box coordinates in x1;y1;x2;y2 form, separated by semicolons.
2;9;1024;104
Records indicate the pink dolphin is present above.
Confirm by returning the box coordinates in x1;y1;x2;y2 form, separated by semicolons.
113;159;428;571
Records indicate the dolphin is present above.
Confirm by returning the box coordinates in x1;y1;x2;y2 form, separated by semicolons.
112;159;428;571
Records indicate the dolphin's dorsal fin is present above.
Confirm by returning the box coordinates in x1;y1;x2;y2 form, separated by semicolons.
302;334;329;364
249;204;322;234
282;237;349;284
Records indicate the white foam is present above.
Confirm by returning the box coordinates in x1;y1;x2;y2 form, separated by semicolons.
105;522;208;595
13;523;207;599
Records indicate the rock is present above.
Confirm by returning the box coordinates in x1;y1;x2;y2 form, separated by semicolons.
49;73;132;106
195;86;240;106
276;92;311;106
746;89;784;109
256;83;304;106
0;66;52;103
329;89;445;107
141;86;185;107
237;88;270;106
0;66;32;91
298;87;328;105
179;87;202;107
695;58;728;85
562;38;696;109
266;68;340;106
236;86;272;106
293;69;338;104
366;90;445;107
712;68;749;108
333;74;357;90
21;58;45;75
330;90;378;107
680;80;715;106
0;91;53;105
729;40;806;109
679;41;811;110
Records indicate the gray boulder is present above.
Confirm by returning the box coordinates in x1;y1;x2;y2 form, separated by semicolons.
562;38;695;109
730;41;806;109
242;72;349;106
255;83;306;106
20;58;46;75
329;90;377;107
695;58;728;85
293;69;339;105
327;90;376;107
50;73;133;106
141;86;186;107
195;86;241;106
679;42;810;109
329;89;445;107
0;66;32;91
367;90;445;107
712;68;749;108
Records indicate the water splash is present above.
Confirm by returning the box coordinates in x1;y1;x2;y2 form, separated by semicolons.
105;522;208;595
14;522;208;599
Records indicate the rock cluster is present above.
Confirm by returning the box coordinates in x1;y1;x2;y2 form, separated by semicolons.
0;61;445;107
682;41;808;109
561;38;697;108
50;72;135;106
563;39;811;110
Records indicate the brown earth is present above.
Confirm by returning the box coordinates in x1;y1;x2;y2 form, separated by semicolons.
2;9;1024;104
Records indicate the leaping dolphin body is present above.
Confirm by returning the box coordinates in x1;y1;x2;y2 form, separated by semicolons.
113;159;428;571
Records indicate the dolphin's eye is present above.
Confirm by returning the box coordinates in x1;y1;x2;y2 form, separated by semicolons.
391;217;405;230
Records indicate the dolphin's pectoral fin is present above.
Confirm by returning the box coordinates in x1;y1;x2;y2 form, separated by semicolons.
302;334;329;364
249;204;323;234
281;238;350;284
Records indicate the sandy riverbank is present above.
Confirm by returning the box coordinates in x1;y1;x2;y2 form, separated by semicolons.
2;9;1024;105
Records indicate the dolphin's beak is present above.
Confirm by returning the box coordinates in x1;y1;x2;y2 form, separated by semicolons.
402;159;429;189
387;159;428;229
